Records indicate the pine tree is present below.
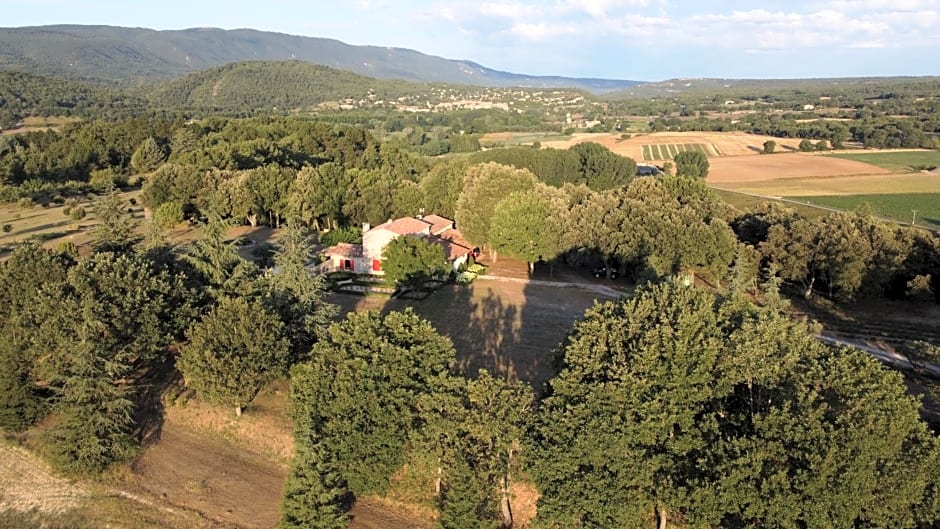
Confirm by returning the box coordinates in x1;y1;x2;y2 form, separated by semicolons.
280;439;350;529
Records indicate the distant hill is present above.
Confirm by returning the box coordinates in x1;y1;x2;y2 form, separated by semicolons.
0;25;640;93
0;70;145;128
143;61;433;112
604;76;940;99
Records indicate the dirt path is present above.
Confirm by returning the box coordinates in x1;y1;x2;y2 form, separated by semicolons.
130;420;428;529
475;273;626;298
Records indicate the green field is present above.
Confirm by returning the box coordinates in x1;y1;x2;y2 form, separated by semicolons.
712;189;828;219
823;151;940;172
643;143;719;161
784;193;940;229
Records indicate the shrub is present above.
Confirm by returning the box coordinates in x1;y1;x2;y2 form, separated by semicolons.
17;197;33;209
456;271;478;284
1;224;11;233
69;207;87;221
319;226;362;247
467;263;487;275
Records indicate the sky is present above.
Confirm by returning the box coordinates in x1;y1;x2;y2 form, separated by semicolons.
5;0;940;80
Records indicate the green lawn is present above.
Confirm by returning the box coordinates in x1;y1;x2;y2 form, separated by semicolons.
823;151;940;172
712;189;827;219
784;193;940;229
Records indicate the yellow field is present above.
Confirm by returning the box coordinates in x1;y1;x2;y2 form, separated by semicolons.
0;116;80;135
710;172;940;197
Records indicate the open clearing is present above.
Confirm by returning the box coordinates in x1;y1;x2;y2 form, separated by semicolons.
711;171;940;196
0;189;144;255
0;116;81;135
706;152;893;185
331;258;624;386
787;193;940;229
540;131;806;159
824;151;940;172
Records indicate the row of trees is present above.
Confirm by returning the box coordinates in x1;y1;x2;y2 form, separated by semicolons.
733;203;940;302
454;164;734;280
281;281;940;529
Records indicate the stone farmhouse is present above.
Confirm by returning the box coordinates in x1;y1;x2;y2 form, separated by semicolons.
321;214;476;275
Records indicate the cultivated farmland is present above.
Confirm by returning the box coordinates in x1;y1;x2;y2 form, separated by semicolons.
540;131;806;159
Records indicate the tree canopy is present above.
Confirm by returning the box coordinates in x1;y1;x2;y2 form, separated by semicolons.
529;282;940;529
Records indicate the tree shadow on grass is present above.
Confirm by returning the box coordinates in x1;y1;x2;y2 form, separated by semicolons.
132;355;183;448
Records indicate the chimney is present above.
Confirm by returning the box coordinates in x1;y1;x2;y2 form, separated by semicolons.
362;222;371;233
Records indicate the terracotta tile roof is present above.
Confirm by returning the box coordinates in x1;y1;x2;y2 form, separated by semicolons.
430;234;472;260
373;217;432;236
421;214;454;235
437;228;472;250
321;242;363;258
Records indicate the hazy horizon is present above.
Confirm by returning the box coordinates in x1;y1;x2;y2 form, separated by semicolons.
5;0;940;80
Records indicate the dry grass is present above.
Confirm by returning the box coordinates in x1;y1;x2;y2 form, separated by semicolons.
0;116;81;136
0;190;144;255
707;152;893;185
712;171;940;196
0;441;87;515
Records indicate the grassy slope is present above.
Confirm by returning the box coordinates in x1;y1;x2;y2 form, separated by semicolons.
712;188;828;218
823;151;940;172
786;193;940;229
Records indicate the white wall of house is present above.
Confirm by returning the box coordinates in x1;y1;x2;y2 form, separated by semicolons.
363;229;399;260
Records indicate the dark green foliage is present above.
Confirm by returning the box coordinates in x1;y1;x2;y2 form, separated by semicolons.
318;226;361;248
182;219;261;299
290;310;457;496
382;235;449;288
130;136;167;174
569;177;736;280
42;339;139;475
759;210;916;301
471;143;635;190
455;162;538;249
268;223;337;361
0;339;46;431
0;70;145;129
90;191;140;253
674;150;709;178
33;252;189;474
420;158;468;219
438;455;499;529
178;296;290;415
530;282;940;529
280;440;350;529
0;118;175;186
0;243;74;430
147;61;430;114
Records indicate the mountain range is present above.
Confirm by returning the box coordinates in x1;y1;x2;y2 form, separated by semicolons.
0;25;639;93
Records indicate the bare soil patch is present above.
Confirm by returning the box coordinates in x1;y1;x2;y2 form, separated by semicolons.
707;152;892;185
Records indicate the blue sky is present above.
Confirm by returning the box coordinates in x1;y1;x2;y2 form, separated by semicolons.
5;0;940;80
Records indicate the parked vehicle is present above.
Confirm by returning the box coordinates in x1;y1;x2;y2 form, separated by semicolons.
592;266;617;279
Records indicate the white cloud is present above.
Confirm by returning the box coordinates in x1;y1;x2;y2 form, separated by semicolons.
415;0;939;51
